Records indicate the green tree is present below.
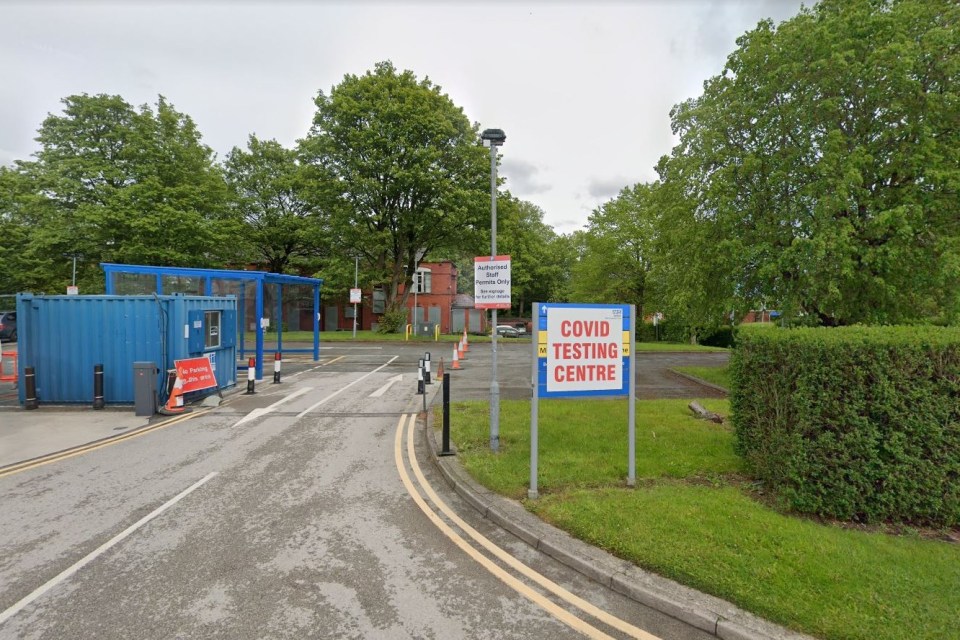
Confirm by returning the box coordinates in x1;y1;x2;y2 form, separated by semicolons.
299;61;490;309
493;196;569;316
0;165;56;293
657;0;960;326
568;183;658;316
6;94;242;293
224;135;322;274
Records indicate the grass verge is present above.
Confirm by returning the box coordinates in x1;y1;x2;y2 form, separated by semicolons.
673;365;731;390
443;397;959;640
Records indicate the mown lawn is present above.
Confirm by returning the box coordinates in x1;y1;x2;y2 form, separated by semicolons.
673;364;732;389
442;398;960;640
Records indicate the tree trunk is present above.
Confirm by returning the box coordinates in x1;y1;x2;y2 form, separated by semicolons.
688;401;723;423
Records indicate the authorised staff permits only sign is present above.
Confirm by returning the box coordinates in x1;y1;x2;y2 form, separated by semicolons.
474;255;511;309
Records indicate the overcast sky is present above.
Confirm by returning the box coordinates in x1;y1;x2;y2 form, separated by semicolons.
1;0;806;234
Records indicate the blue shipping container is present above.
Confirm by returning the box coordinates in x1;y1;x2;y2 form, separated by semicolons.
16;294;237;405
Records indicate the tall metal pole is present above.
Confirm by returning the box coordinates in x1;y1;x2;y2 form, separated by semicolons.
413;265;419;337
489;141;500;453
352;255;358;339
71;256;77;287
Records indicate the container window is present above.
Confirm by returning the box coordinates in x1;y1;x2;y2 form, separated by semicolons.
205;310;221;349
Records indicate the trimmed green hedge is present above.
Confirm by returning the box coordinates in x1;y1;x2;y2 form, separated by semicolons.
731;326;960;526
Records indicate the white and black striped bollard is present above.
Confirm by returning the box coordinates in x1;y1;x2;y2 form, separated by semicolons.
245;357;256;394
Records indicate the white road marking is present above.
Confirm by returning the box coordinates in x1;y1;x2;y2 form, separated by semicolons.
0;472;219;627
295;357;399;417
369;374;404;398
232;386;313;427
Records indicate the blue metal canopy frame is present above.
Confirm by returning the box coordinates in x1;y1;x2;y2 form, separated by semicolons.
101;263;322;380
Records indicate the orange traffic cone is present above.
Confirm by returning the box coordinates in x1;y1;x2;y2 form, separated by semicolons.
162;374;185;414
458;337;465;359
452;345;461;369
462;329;469;352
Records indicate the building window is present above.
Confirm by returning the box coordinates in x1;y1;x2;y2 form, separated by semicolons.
413;268;432;294
204;310;221;349
372;287;386;314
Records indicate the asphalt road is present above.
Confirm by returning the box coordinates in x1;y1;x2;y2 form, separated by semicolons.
0;342;726;639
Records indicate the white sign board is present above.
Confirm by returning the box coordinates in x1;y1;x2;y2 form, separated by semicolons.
66;286;79;295
545;305;624;394
349;288;362;304
474;255;511;309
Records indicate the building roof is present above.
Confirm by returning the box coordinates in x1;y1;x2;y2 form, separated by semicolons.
452;294;476;308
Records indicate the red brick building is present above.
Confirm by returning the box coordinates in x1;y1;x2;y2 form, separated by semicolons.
323;261;487;335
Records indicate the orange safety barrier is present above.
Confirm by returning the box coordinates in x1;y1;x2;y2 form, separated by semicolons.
0;352;17;383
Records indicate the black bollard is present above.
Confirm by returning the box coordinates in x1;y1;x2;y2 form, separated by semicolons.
24;366;39;410
93;364;105;409
424;351;432;385
440;372;453;456
272;352;281;384
417;359;424;395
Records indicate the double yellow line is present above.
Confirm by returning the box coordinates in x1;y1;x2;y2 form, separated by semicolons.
0;409;213;480
394;413;659;640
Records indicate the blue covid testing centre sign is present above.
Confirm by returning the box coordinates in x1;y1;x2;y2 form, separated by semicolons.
528;302;637;499
535;302;631;398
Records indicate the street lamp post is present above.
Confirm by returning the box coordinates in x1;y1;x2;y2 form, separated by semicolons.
413;265;419;337
62;253;81;293
353;255;359;339
481;128;506;453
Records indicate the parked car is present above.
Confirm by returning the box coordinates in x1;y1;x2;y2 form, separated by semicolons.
0;311;16;342
495;325;520;338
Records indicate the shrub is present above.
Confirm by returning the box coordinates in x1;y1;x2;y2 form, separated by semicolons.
377;305;407;334
730;325;960;526
700;326;736;348
637;322;659;342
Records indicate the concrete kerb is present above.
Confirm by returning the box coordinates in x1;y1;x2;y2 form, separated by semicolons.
421;390;816;640
667;368;730;396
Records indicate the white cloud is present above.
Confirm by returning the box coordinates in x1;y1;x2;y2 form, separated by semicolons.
500;157;552;196
0;0;807;233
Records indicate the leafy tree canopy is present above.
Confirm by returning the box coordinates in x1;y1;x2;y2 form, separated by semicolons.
299;61;490;308
2;93;245;293
568;183;657;316
657;0;960;326
224;135;323;275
